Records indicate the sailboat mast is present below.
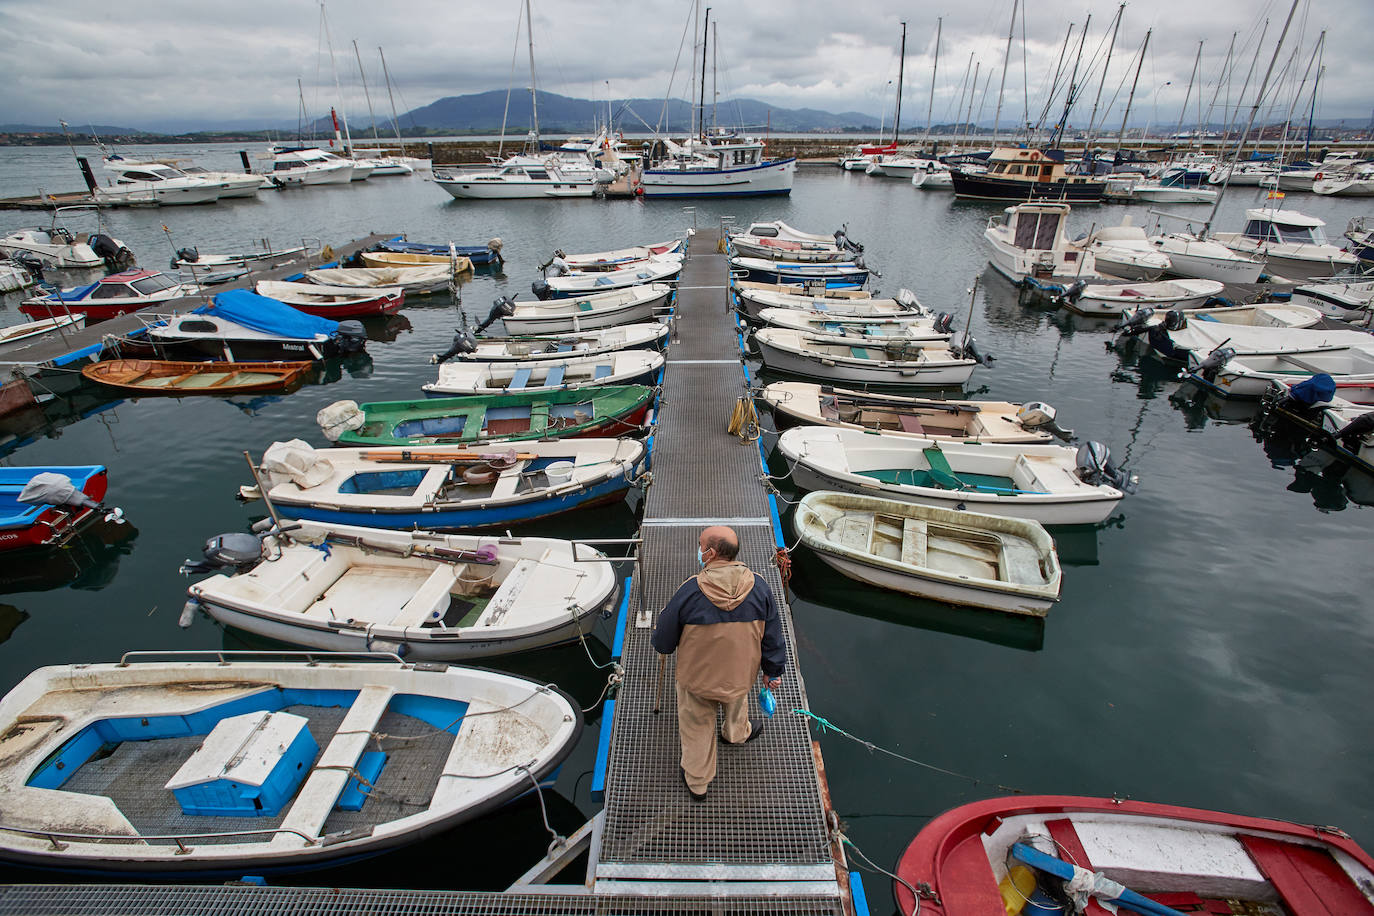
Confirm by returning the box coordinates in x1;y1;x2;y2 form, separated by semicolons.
353;41;382;147
993;0;1018;145
962;61;981;145
1172;42;1203;146
525;0;540;147
1052;14;1090;149
1116;30;1150;152
712;20;718;132
321;3;352;154
1085;3;1124;145
378;47;407;157
926;17;942;143
1204;0;1301;236
698;7;710;140
894;21;907;146
1202;32;1237;149
1304;33;1326;156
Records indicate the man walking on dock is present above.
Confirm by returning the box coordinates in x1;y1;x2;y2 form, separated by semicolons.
652;526;785;801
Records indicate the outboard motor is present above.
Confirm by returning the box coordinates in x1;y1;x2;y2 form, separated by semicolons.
177;246;200;264
1060;279;1088;304
1016;401;1075;440
477;296;517;332
1278;373;1337;413
486;237;505;264
17;473;100;512
1191;345;1235;383
179;532;264;577
531;278;553;300
334;320;367;354
1336;412;1374;452
834;224;863;253
933;313;955;335
1113;305;1155;337
431;329;477;365
12;254;43;283
90;233;135;272
1163;308;1187;331
1075;441;1138;493
951;334;993;366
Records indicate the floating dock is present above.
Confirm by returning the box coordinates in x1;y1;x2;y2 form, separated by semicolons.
0;230;856;913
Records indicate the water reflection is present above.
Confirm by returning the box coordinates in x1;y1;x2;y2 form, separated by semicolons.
0;381;123;458
0;604;29;645
0;516;139;596
1253;421;1374;510
785;541;1046;653
1168;380;1261;428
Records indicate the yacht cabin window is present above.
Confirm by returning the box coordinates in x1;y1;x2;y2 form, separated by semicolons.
131;274;178;294
89;283;133;299
525;169;550;180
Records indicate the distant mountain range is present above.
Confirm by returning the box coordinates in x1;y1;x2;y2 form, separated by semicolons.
320;90;882;134
0;91;885;137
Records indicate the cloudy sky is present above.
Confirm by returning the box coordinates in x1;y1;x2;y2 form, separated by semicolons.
1;0;1369;132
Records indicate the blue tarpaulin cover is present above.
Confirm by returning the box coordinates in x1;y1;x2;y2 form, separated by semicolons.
53;283;98;301
1289;373;1336;406
196;289;338;339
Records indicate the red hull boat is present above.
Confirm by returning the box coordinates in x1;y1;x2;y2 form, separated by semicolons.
894;795;1374;916
0;466;109;552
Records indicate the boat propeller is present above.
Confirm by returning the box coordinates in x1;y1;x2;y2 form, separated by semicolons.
432;329;477;364
477;296;517;332
1075;441;1138;493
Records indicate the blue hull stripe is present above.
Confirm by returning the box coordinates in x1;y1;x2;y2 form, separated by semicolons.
279;476;631;529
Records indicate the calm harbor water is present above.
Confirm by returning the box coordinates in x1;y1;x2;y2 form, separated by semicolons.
0;142;1371;901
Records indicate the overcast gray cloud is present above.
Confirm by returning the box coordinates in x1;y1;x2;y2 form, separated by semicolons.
0;0;1369;132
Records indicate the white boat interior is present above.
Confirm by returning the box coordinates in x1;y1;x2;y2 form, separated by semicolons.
423;350;664;396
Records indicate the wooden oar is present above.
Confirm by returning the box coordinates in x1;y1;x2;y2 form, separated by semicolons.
359;449;538;463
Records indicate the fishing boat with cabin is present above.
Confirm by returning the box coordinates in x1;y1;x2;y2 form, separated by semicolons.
0;654;580;875
182;521;619;660
777;426;1134;525
951;148;1106;202
794;492;1062;615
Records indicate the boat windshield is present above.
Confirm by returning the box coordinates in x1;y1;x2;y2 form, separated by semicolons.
131;274;178;294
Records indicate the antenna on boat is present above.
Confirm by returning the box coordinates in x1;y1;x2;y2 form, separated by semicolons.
1202;0;1301;238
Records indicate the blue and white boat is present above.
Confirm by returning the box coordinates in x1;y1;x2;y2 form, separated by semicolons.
0;653;580;875
729;255;869;288
374;236;504;267
640;135;795;199
244;437;646;529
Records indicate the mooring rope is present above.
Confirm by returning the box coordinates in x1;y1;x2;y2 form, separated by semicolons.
793;708;1025;794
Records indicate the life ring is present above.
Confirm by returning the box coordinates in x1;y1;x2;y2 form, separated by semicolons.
1315;172;1324;181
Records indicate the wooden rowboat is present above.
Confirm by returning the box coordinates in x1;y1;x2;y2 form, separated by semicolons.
794;491;1062;615
82;359;314;396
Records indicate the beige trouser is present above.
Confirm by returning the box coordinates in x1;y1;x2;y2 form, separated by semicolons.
677;682;753;793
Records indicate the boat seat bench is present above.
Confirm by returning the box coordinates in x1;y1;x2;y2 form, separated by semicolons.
393;565;461;628
1240;834;1374;915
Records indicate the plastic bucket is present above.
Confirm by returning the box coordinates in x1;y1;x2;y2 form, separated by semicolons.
545;461;576;484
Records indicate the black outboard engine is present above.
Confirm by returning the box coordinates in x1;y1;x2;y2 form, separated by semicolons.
1163;309;1187;331
834;224;864;253
1336;412;1374;453
1192;345;1235;383
933;313;955;335
1061;279;1088;304
477;296;517;332
1274;373;1337;414
1113;305;1156;337
90;233;135;272
432;329;477;365
177;246;199;264
1075;441;1138;493
179;532;264;576
951;334;994;366
531;279;553;300
12;254;43;283
334;320;367;354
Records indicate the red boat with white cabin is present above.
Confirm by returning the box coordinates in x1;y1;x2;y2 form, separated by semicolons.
894;795;1374;916
19;270;198;323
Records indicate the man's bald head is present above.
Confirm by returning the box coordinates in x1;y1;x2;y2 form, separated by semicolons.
699;526;739;561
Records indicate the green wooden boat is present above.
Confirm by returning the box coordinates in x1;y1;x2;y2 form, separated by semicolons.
335;385;656;446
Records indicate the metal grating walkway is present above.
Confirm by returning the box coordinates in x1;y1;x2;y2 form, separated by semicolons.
0;885;845;915
595;232;837;887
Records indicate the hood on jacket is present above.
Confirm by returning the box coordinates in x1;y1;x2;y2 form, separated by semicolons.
696;561;756;611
